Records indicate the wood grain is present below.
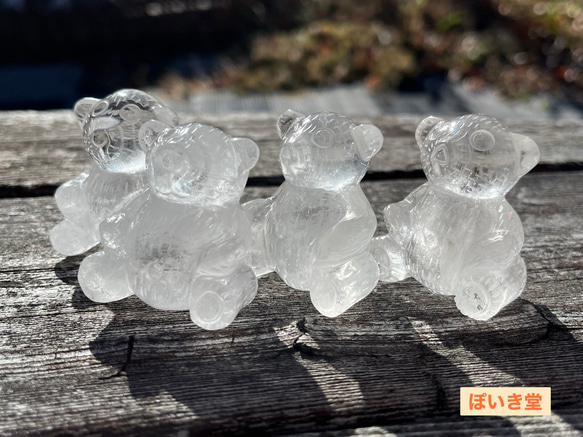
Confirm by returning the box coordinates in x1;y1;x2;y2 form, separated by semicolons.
1;111;582;189
1;170;582;436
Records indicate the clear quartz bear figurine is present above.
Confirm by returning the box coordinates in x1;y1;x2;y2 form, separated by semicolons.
77;122;260;330
50;89;179;256
370;114;540;320
243;110;384;317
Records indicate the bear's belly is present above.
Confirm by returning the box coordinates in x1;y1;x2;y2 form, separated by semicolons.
265;185;345;290
407;192;485;294
127;200;223;310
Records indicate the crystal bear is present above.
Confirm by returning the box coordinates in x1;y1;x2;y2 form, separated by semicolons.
369;114;540;320
77;121;260;330
243;110;383;317
50;89;179;256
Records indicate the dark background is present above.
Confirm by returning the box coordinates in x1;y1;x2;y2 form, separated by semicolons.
0;0;582;110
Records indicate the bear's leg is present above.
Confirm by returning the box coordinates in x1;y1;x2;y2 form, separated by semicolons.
189;265;258;330
454;257;527;321
78;252;133;303
50;219;100;256
454;274;505;321
500;256;527;306
241;198;273;276
368;234;410;282
132;261;189;311
309;251;379;318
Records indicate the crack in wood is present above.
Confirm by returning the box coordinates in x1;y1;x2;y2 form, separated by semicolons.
99;335;135;380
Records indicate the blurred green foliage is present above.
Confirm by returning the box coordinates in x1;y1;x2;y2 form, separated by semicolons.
222;0;583;102
230;21;415;91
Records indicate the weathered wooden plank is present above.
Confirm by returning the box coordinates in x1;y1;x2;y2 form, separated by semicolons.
1;111;582;189
1;171;582;435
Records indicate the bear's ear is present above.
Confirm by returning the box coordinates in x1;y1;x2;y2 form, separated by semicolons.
73;97;99;125
139;120;171;151
153;105;180;126
415;116;442;147
277;109;304;139
512;133;540;176
352;124;383;161
233;137;260;173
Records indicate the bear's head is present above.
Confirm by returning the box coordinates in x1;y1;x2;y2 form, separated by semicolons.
139;122;259;206
74;89;179;174
415;114;540;198
276;110;383;190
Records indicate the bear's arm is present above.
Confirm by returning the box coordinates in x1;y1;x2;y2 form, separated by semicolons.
314;187;378;265
242;196;274;233
54;166;92;220
99;191;150;259
384;183;429;245
241;189;281;276
197;207;253;276
467;201;525;267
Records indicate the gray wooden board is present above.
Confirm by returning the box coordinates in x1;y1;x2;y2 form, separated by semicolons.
1;172;582;435
1;111;582;189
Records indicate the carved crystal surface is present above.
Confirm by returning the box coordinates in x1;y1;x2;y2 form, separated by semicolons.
370;114;540;320
50;89;179;256
77;122;260;330
243;110;383;317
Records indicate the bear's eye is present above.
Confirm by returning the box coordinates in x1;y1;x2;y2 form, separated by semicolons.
431;144;449;165
312;128;335;148
470;130;495;151
160;149;183;170
92;101;108;116
92;130;109;148
120;104;141;122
